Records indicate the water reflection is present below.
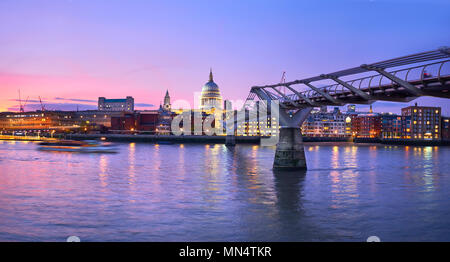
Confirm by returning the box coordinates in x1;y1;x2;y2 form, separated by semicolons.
0;142;449;241
273;170;305;212
99;155;108;188
403;146;441;192
272;170;310;240
128;143;136;184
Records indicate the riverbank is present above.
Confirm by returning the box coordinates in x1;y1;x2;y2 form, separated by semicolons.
303;137;351;142
2;134;449;146
354;137;450;146
0;135;54;142
67;133;261;144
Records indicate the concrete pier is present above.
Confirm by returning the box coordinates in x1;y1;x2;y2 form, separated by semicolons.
273;127;307;170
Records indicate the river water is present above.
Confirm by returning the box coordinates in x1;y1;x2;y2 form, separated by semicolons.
0;140;449;241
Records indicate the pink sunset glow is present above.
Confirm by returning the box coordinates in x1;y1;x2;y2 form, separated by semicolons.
0;0;449;114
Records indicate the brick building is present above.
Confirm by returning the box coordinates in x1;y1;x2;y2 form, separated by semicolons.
401;103;441;140
351;114;381;138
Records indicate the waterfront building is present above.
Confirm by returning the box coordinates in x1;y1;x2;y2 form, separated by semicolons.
0;111;78;132
0;110;124;133
98;96;134;112
442;116;450;141
235;101;279;137
351;114;381;138
380;113;403;139
401;103;441;140
110;111;163;133
401;115;412;139
301;110;351;137
139;111;160;132
110;91;174;134
75;110;122;129
199;69;222;111
110;113;138;132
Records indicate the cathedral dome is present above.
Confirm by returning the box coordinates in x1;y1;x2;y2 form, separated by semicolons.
200;69;222;110
202;81;219;93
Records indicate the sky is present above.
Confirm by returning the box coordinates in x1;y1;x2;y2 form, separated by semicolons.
0;0;449;114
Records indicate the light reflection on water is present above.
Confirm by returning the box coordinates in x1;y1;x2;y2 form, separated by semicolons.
0;141;449;241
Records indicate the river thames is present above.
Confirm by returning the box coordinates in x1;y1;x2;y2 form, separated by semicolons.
0;140;449;241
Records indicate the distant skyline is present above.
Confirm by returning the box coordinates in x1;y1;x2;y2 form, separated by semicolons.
0;0;449;114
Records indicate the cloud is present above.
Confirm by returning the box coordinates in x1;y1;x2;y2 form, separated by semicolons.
7;103;97;112
135;103;154;107
9;99;42;103
7;101;155;112
54;97;97;103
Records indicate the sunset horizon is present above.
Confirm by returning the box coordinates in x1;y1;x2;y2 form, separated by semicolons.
1;0;449;114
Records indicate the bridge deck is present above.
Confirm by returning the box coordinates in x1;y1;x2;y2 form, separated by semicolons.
248;47;450;108
281;75;450;107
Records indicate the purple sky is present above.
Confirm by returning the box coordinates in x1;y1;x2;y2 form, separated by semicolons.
0;0;449;114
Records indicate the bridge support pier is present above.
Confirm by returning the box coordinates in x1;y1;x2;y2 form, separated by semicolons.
273;107;312;171
273;127;307;170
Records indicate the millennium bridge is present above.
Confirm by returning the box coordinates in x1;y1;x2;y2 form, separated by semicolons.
232;47;450;170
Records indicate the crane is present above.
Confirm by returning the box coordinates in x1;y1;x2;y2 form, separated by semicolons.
18;89;29;112
39;96;45;111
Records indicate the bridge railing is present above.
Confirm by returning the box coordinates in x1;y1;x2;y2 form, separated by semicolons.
277;59;450;104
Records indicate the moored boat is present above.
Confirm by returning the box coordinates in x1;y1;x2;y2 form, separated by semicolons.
37;140;118;153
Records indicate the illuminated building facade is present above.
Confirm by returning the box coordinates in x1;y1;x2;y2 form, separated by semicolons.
235;101;279;137
301;109;351;137
442;116;450;141
401;103;441;140
75;111;122;128
351;114;381;138
0;111;78;132
98;96;134;112
380;113;403;139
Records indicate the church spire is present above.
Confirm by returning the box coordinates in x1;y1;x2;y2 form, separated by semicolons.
163;89;171;111
209;68;213;82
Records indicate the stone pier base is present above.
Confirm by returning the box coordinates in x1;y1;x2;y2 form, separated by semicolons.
273;127;307;170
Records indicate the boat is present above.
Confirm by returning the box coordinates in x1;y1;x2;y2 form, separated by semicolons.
37;140;118;153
